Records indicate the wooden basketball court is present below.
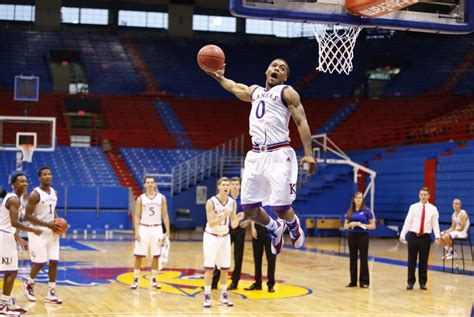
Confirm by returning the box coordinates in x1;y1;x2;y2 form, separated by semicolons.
5;234;473;317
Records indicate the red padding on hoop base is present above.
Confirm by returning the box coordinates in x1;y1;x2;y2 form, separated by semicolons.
346;0;419;18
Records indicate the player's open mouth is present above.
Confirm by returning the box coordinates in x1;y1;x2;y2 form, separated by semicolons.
271;72;278;79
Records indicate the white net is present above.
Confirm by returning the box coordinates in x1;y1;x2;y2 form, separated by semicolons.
313;24;362;75
20;144;35;163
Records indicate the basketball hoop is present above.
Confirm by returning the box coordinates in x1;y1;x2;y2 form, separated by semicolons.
313;24;362;75
19;144;35;163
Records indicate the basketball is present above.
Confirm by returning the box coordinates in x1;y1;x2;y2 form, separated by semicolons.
197;44;225;73
54;217;68;235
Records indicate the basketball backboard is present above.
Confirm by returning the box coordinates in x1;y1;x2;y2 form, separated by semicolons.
230;0;474;34
0;116;56;152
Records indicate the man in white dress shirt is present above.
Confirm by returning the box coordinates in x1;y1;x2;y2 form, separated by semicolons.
400;187;440;290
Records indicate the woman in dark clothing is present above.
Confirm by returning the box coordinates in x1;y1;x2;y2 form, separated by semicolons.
343;191;376;288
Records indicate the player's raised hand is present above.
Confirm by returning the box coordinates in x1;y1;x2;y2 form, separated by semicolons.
301;155;317;175
206;65;225;80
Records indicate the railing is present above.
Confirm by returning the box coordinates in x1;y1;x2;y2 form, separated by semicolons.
312;133;377;212
145;135;245;195
219;156;245;178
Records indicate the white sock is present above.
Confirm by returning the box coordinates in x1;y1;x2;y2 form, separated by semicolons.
221;284;227;293
28;278;35;284
286;215;297;225
1;295;11;302
133;269;140;279
265;218;278;231
48;282;56;289
151;270;158;280
444;245;449;250
448;247;453;252
204;286;211;294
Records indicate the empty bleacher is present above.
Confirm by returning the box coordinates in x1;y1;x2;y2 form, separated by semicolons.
0;30;143;94
0;146;119;188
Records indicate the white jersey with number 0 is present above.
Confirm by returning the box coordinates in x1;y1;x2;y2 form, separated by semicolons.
0;193;19;234
139;193;163;225
32;186;57;227
205;196;235;236
249;84;291;145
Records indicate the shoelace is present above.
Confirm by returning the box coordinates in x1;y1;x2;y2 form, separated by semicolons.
205;294;211;301
289;223;299;238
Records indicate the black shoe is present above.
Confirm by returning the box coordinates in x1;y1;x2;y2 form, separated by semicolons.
406;284;414;290
346;283;357;288
360;284;369;289
420;285;427;290
268;286;275;293
244;283;262;291
228;282;238;291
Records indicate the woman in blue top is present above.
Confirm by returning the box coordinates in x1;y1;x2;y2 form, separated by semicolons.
344;192;376;288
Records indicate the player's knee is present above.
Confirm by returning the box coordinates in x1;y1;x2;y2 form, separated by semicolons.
270;205;292;217
244;207;259;220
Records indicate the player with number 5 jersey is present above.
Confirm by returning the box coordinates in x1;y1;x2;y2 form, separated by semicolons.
206;58;317;256
131;176;170;290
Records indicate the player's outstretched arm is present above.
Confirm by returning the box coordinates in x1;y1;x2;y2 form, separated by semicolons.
206;67;254;102
284;87;317;175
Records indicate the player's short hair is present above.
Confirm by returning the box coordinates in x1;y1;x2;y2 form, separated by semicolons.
37;166;51;177
230;177;241;184
274;58;290;76
453;198;462;205
217;177;230;186
419;187;430;194
11;173;25;185
143;175;155;183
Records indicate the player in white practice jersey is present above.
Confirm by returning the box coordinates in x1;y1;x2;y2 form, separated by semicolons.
203;177;244;308
131;176;170;290
0;173;42;315
22;167;63;304
207;59;317;255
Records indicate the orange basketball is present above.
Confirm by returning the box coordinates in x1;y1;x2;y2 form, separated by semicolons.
54;217;68;235
197;44;225;72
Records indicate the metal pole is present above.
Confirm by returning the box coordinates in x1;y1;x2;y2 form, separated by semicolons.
96;186;100;219
64;186;68;217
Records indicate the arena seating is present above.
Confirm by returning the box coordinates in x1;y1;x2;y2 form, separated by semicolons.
0;30;143;94
0;146;119;189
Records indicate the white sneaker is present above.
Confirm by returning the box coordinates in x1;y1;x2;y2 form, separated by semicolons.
203;294;211;308
288;215;305;249
45;288;63;304
219;292;234;307
0;297;28;315
130;278;139;290
150;279;161;289
21;280;36;302
269;220;286;255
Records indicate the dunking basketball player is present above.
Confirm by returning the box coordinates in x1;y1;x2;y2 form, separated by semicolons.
1;174;42;315
207;59;317;254
22;167;63;304
203;177;244;308
131;176;170;290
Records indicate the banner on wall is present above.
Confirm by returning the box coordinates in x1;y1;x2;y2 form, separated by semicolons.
196;186;207;205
